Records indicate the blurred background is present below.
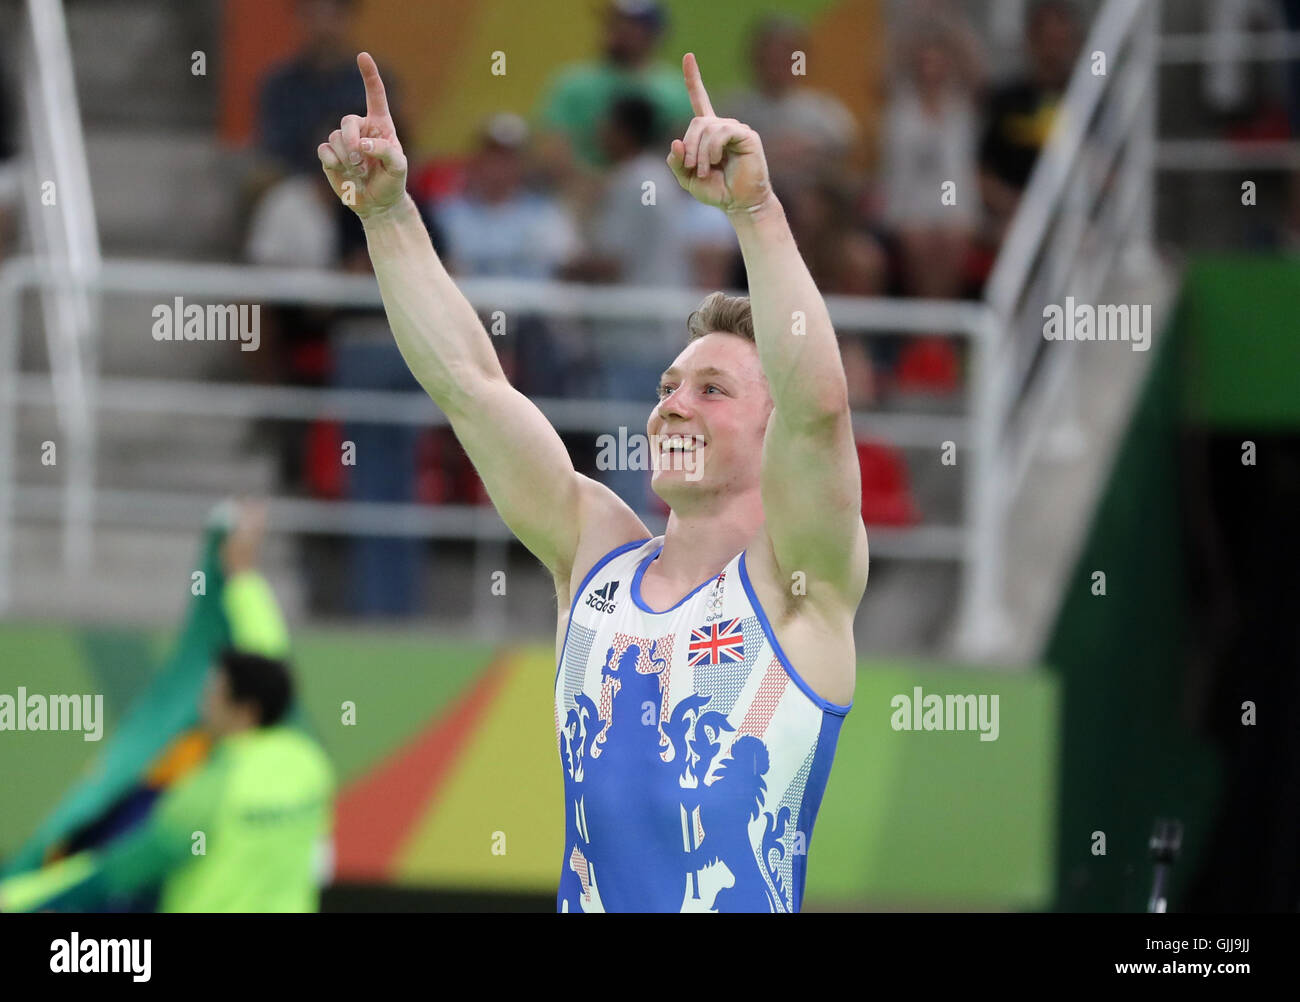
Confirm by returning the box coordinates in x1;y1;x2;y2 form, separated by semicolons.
0;0;1297;911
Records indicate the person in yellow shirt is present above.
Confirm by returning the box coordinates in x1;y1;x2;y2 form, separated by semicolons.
0;502;335;913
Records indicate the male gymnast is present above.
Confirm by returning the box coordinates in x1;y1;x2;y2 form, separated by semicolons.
317;51;868;912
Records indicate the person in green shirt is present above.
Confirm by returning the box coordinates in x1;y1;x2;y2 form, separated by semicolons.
0;649;334;913
0;504;335;913
536;0;695;173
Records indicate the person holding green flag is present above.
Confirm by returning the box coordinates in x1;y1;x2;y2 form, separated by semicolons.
0;502;335;913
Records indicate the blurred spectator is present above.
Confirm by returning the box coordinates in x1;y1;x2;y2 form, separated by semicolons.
256;0;368;176
882;9;984;302
245;169;340;272
978;0;1082;241
243;110;444;617
331;311;427;618
329;211;438;619
422;113;586;538
242;112;446;399
433;113;583;398
535;0;693;207
575;96;737;290
566;94;737;512
781;171;917;522
781;174;885;404
722;16;861;187
436;114;582;281
242;150;349;413
241;162;349;615
783;174;889;301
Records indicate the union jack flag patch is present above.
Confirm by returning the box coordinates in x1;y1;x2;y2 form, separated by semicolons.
688;618;745;666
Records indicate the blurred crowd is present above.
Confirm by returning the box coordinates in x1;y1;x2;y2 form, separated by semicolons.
4;0;1295;618
242;0;1088;402
234;0;1090;615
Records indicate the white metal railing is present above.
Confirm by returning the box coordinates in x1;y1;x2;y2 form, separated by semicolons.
18;0;101;578
1157;29;1300;170
952;0;1159;655
0;257;989;625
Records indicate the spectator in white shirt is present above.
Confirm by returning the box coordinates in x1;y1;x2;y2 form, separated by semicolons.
722;16;860;187
432;113;584;397
881;9;984;300
435;114;581;280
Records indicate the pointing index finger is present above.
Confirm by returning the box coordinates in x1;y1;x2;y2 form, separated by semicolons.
358;51;391;120
682;52;714;118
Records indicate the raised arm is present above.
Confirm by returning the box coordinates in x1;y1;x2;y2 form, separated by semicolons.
667;54;868;603
317;54;645;581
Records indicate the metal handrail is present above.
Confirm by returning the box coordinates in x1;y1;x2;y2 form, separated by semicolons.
984;0;1147;322
0;256;990;616
21;0;101;577
954;0;1158;656
1155;29;1300;172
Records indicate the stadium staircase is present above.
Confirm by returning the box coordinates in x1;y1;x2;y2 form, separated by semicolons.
7;0;306;624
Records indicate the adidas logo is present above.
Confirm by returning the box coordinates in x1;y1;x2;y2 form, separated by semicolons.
585;580;620;614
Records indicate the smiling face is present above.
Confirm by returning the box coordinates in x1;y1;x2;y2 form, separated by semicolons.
648;332;773;510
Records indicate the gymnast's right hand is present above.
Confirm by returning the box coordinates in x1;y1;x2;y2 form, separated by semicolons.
317;51;408;220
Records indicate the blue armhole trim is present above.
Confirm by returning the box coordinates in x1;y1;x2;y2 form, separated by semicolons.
738;550;853;717
792;712;846;912
554;537;652;688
